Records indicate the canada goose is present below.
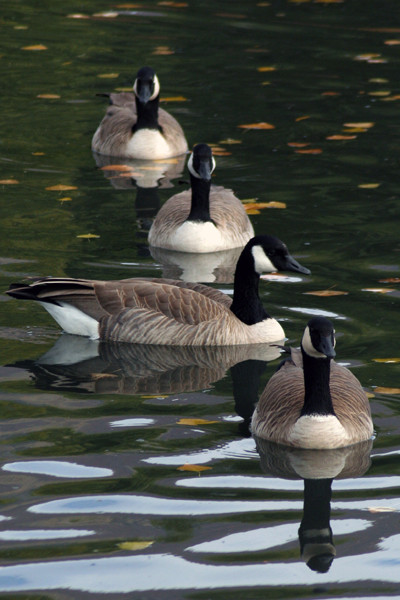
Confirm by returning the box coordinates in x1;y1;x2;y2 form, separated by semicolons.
92;66;188;159
148;144;254;253
6;235;310;346
252;317;374;449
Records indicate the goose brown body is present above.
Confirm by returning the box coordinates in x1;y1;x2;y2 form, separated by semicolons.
148;185;254;252
252;346;373;448
92;92;188;159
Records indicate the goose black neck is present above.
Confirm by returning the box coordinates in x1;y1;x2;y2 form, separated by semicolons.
301;349;335;416
186;175;212;222
230;250;270;325
134;96;161;132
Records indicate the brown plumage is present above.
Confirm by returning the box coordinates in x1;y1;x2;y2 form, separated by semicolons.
252;318;373;449
6;236;311;346
148;144;254;253
92;67;188;159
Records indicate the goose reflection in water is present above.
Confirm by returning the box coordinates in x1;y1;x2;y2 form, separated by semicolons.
255;437;373;573
9;333;281;396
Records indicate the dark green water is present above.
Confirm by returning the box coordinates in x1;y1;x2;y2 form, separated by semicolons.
0;1;400;597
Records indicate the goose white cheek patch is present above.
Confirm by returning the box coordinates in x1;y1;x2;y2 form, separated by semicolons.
302;326;336;358
251;245;276;274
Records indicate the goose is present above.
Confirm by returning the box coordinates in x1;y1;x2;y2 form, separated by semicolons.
252;317;374;449
148;144;254;253
6;235;310;346
92;66;188;160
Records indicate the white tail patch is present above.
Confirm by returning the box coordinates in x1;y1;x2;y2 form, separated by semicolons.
40;302;99;339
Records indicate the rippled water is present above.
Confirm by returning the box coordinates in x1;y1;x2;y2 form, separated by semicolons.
0;1;400;598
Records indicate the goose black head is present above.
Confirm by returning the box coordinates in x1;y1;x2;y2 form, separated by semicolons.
187;143;216;182
246;235;311;276
133;66;160;104
302;316;336;359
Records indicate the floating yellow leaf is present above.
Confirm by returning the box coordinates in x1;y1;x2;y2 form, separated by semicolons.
153;46;174;55
46;184;77;191
219;138;242;145
381;94;400;101
374;387;400;395
295;116;310;122
0;179;19;185
368;90;391;96
246;209;260;215
354;53;381;61
37;94;60;99
97;73;119;78
369;506;396;513
343;122;374;128
378;277;400;283
326;134;357;140
288;142;309;148
362;288;395;293
257;66;276;72
238;122;275;130
77;233;100;239
57;197;72;203
304;290;348;297
93;11;118;17
67;13;90;19
358;183;381;189
295;148;323;154
177;464;212;472
160;96;187;102
365;392;375;398
22;44;47;51
384;39;400;45
158;1;188;6
372;358;400;364
342;127;368;133
369;78;389;83
100;164;132;172
118;541;154;551
244;201;286;211
32;152;45;156
177;418;218;425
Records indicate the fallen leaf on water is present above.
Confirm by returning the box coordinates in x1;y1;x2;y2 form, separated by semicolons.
372;358;400;363
153;46;174;55
354;53;381;61
160;96;187;102
244;201;286;210
381;94;400;101
37;94;61;99
384;39;400;45
97;73;119;79
257;66;276;72
32;152;45;156
378;278;400;283
77;233;100;239
219;138;242;145
326;135;357;140
238;122;275;130
246;209;260;214
158;1;188;6
67;13;90;19
116;3;142;7
322;91;341;96
365;392;375;398
57;197;72;203
287;142;309;148
368;90;391;96
295;116;310;122
304;290;348;297
177;418;218;425
369;78;389;83
362;288;395;293
211;149;231;156
295;148;323;154
22;44;47;50
93;11;118;17
118;541;154;551
46;184;77;191
0;179;19;184
177;464;212;472
369;506;396;513
343;122;374;128
342;127;368;133
358;183;381;189
100;164;132;172
374;387;400;395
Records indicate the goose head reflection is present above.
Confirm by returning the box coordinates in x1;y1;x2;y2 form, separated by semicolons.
9;333;281;397
254;438;373;573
